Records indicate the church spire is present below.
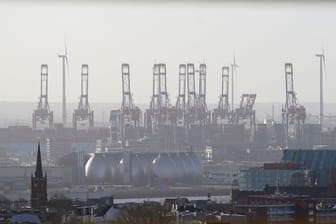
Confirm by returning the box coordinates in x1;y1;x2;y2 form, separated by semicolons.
35;142;43;178
31;141;47;209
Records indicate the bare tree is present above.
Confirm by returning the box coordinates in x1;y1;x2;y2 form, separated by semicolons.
116;203;174;224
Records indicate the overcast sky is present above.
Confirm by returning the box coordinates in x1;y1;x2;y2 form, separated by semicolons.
0;1;335;105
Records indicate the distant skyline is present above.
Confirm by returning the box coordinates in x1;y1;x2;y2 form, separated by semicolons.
0;2;335;104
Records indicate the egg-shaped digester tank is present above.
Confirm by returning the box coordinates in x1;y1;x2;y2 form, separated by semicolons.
169;153;186;182
119;151;145;184
135;153;157;185
152;153;179;184
105;152;123;183
85;153;108;184
179;152;198;182
188;152;203;183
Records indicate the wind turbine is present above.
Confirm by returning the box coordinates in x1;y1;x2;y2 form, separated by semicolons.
230;55;239;112
58;43;70;127
316;50;326;131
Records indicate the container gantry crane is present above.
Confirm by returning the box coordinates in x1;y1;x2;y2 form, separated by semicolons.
32;64;53;130
213;66;232;128
73;64;94;130
120;64;141;147
233;93;257;142
282;63;306;148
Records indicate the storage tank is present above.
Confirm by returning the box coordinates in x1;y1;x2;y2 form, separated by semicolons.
188;152;203;182
136;153;157;185
105;152;123;183
169;153;186;182
152;153;178;184
119;152;144;184
85;153;108;184
179;152;197;182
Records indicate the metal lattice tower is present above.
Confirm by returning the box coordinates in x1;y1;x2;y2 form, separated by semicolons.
32;64;53;130
213;66;231;125
73;64;94;129
282;63;306;148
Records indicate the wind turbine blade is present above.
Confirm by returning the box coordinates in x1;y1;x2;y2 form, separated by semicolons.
323;56;326;70
65;42;67;56
319;48;326;71
323;55;327;81
233;55;239;68
66;57;70;79
323;49;326;66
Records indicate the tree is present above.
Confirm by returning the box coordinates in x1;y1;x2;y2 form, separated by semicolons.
47;197;73;224
116;202;174;224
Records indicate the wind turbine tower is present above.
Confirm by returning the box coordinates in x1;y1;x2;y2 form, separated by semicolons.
230;56;239;112
316;50;325;130
58;45;69;127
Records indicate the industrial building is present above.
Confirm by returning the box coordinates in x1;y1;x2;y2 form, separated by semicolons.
238;149;336;192
282;149;336;187
239;163;306;191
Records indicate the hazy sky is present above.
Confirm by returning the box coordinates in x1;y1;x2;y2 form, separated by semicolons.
0;2;335;105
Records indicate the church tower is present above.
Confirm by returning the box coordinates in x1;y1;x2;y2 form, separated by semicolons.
31;142;47;209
